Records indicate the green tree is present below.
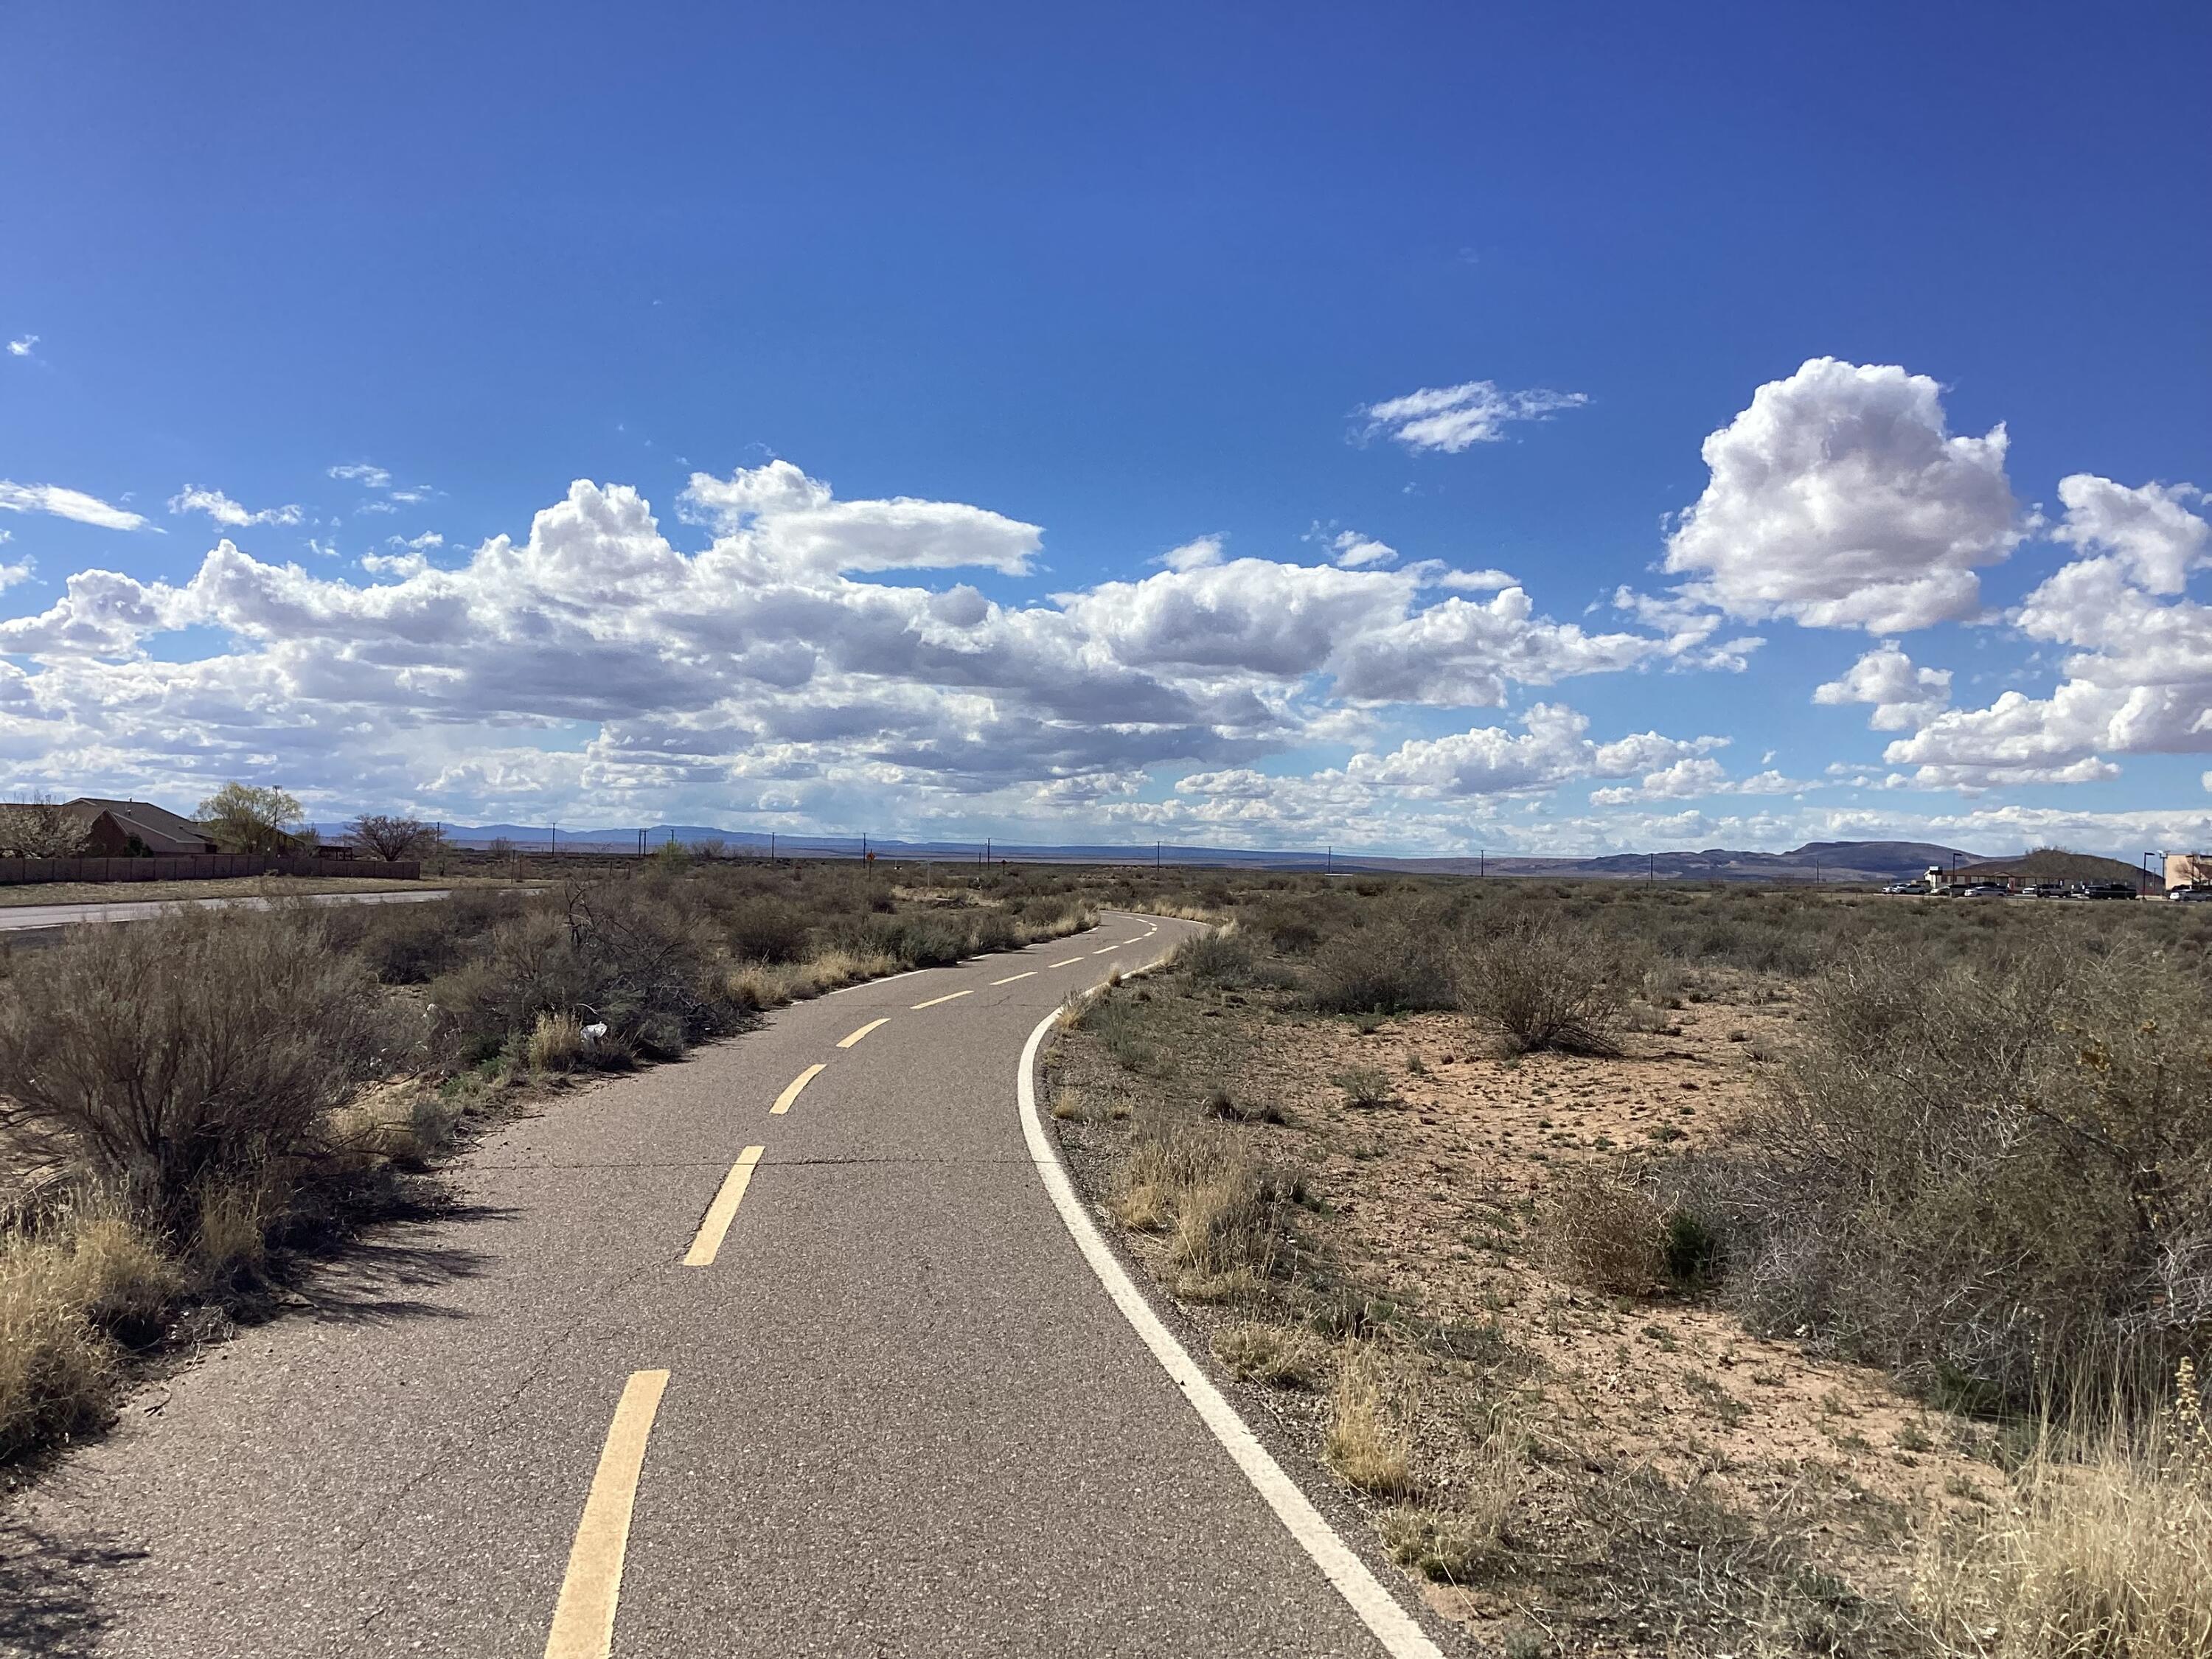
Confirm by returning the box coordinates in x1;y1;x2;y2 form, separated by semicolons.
197;782;308;854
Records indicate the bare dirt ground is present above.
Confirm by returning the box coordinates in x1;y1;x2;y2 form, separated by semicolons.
1051;966;2004;1655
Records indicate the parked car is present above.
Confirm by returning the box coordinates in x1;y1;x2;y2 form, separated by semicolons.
1882;880;1927;894
1960;883;2008;898
2171;886;2212;902
2079;883;2139;900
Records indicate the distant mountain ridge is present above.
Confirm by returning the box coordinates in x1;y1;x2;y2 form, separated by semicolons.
330;823;1985;883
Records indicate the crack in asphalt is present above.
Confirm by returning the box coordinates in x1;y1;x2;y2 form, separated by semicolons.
338;1249;664;1562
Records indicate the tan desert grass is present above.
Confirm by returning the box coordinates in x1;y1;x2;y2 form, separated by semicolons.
0;1199;177;1458
1916;1372;2212;1659
1212;1320;1323;1387
192;1175;276;1284
527;1009;585;1071
1325;1344;1417;1498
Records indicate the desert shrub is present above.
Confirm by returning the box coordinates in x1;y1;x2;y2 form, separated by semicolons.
1688;939;2212;1412
0;909;407;1224
332;889;512;984
429;883;741;1066
967;910;1019;956
856;912;968;968
1458;913;1627;1057
723;897;810;964
1114;1109;1296;1282
1308;904;1457;1014
0;1234;116;1459
1172;928;1258;986
1332;1065;1395;1109
1077;991;1158;1074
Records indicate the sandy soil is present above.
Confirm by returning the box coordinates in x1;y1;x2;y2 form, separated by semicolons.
1052;968;2002;1654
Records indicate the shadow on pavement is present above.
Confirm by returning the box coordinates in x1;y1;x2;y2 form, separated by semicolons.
0;1514;145;1658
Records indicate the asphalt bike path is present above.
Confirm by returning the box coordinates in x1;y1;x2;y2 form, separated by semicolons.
7;913;1447;1658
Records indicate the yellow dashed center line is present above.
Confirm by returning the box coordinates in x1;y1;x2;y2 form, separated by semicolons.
837;1018;888;1048
911;989;973;1010
543;1368;669;1659
682;1147;763;1267
771;1062;825;1116
991;970;1037;985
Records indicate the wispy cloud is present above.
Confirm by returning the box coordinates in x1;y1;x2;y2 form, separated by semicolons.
0;480;151;531
327;462;393;488
5;335;37;359
168;484;304;529
1357;379;1589;453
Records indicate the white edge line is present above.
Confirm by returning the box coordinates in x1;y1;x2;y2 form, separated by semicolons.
1015;940;1445;1659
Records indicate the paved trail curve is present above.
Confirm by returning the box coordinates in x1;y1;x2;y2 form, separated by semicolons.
6;914;1448;1658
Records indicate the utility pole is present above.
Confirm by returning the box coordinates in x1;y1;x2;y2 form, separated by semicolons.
552;822;558;857
1647;852;1654;884
1155;840;1161;870
1326;845;1332;875
1479;848;1484;878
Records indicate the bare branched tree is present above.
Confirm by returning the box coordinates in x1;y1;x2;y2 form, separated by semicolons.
347;813;438;861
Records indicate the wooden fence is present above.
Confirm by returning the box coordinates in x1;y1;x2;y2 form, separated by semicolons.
0;855;420;887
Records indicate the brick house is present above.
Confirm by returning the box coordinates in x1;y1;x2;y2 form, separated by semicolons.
66;798;220;857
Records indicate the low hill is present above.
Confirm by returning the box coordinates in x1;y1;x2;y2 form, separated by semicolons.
1955;847;2149;887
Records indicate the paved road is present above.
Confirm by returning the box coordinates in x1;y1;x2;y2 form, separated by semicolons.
3;914;1447;1658
0;888;459;933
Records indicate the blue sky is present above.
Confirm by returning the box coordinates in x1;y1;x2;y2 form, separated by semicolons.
2;2;2208;855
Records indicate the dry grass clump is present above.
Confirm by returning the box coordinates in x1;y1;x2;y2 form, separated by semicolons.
1379;1452;1526;1586
1325;1344;1417;1498
1543;1165;1668;1295
527;1010;586;1072
0;1197;180;1459
1110;1107;1295;1289
1916;1371;2212;1659
0;907;407;1225
1212;1320;1324;1387
1456;912;1627;1057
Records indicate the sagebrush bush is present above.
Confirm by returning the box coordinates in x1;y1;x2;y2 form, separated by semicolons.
1307;905;1458;1013
722;897;810;964
1686;940;2212;1411
0;909;407;1224
323;889;512;984
429;882;742;1065
1457;913;1627;1057
1172;928;1258;986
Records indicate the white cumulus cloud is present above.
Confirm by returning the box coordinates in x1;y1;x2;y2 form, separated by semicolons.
1813;641;1953;731
1663;357;2019;632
